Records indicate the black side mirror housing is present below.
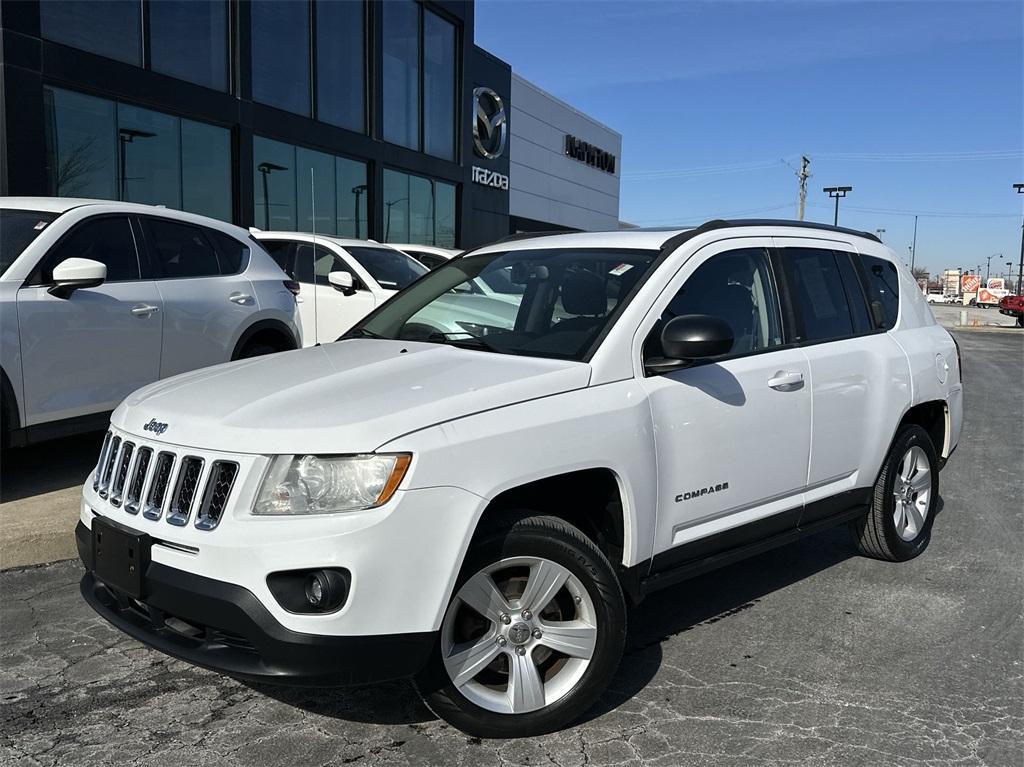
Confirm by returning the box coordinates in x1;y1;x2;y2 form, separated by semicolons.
645;314;734;375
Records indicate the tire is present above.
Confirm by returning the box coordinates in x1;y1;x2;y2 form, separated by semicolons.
237;341;278;359
850;424;939;561
415;514;627;738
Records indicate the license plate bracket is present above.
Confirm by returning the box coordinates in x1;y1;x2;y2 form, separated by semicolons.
92;516;150;599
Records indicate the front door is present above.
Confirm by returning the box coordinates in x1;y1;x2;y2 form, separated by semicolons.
292;242;377;344
638;240;812;570
17;215;163;425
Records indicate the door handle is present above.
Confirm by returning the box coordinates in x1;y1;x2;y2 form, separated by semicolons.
768;370;804;390
229;292;253;305
130;304;159;316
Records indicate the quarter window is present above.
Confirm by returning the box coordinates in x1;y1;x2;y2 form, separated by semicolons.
658;248;783;356
142;218;220;279
782;248;856;342
861;255;900;329
34;216;140;283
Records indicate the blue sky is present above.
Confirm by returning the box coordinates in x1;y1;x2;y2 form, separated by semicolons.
476;0;1024;280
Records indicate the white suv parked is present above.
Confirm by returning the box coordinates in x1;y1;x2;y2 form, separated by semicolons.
77;221;962;737
0;199;300;447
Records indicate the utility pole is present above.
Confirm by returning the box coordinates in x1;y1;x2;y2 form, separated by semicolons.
986;254;998;282
823;186;852;226
910;215;918;271
1014;183;1023;295
797;156;810;221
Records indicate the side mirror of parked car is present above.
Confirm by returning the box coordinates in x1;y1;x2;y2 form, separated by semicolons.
328;271;356;295
645;314;734;375
48;258;107;299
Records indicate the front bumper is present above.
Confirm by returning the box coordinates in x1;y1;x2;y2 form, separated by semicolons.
77;521;435;685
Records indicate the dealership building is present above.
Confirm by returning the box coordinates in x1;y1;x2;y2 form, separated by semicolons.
0;0;621;249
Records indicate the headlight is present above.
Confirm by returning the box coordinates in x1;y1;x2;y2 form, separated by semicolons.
253;454;411;515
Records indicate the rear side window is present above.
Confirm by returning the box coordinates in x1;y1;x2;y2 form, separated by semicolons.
260;239;294;276
782;248;855;342
206;230;248;274
143;218;219;279
834;251;873;334
861;255;900;329
32;215;140;283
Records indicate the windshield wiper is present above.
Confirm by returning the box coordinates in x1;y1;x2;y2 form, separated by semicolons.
340;327;386;340
433;333;510;355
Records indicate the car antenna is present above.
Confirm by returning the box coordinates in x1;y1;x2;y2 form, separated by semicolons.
310;167;320;347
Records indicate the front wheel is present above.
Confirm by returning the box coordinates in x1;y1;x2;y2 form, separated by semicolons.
416;515;626;738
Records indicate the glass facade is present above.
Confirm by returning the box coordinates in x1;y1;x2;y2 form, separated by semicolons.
316;0;366;132
253;136;368;238
40;0;142;66
423;12;457;160
382;0;420;150
383;3;458;158
150;1;228;91
251;0;311;115
43;87;232;221
383;169;456;248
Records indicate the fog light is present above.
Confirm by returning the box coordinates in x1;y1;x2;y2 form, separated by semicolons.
305;572;326;607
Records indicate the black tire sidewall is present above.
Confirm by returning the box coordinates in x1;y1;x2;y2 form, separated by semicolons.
239;342;277;359
877;425;940;558
416;515;626;739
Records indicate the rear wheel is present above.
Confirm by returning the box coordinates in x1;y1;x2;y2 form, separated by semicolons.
237;341;278;359
416;515;626;738
850;424;939;561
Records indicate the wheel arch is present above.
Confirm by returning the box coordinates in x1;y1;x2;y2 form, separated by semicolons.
1;365;22;447
231;318;299;360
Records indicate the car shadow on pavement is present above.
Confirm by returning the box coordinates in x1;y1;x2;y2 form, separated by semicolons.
248;507;946;730
0;431;106;503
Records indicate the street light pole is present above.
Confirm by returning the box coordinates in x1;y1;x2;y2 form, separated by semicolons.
1014;183;1023;295
910;215;918;271
875;228;886;241
823;186;852;226
351;184;367;239
117;128;155;201
256;162;288;231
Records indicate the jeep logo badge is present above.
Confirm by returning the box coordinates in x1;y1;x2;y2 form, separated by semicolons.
143;418;169;435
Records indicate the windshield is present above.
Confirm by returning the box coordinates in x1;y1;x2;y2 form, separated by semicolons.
345;246;428;290
351;247;659;361
1;209;60;275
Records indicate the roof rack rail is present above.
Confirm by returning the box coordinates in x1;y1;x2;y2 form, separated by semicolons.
491;229;579;245
688;218;882;243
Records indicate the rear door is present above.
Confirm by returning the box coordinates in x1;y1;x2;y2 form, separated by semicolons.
16;214;163;425
139;216;258;376
772;238;906;520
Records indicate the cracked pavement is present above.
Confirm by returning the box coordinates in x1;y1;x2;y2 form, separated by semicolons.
2;331;1022;766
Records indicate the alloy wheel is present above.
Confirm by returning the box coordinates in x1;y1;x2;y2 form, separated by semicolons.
892;445;932;541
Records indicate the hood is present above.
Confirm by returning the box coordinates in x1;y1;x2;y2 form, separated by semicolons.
112;340;591;454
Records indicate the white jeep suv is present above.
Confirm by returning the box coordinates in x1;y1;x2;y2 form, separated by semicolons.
0;198;300;447
76;221;962;737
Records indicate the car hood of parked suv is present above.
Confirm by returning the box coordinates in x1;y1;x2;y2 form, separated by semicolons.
111;340;591;454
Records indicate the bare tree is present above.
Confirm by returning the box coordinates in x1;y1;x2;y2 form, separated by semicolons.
911;266;929;283
54;138;102;197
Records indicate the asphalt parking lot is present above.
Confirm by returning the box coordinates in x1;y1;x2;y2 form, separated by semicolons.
1;329;1022;766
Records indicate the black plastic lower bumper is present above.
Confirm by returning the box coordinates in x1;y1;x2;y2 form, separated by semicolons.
76;521;436;686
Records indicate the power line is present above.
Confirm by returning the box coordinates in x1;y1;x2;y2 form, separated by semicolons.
629;202;793;225
806;202;1020;219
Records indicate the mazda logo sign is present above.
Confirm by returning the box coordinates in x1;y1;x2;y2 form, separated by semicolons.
473;86;507;160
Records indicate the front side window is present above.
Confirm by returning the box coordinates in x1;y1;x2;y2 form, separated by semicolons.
1;210;60;276
291;243;359;288
782;248;855;342
355;248;658;361
656;248;783;356
142;218;220;279
344;247;427;291
33;216;140;283
861;255;900;329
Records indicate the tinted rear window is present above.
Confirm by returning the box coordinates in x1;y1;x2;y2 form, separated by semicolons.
1;209;59;275
861;255;900;329
142;218;220;278
783;248;855;342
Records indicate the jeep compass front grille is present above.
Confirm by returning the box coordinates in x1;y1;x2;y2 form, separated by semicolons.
92;432;241;532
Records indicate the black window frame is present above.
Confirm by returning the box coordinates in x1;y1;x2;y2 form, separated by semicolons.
134;214;242;280
856;253;902;331
24;213;149;286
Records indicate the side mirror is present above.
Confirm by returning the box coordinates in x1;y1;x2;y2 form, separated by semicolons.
328;271;355;295
646;314;734;375
49;258;107;299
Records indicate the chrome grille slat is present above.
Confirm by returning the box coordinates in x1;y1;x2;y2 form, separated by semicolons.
125;447;152;514
93;431;112;491
98;436;121;499
109;442;134;507
195;461;239;531
167;457;204;527
143;452;175;521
